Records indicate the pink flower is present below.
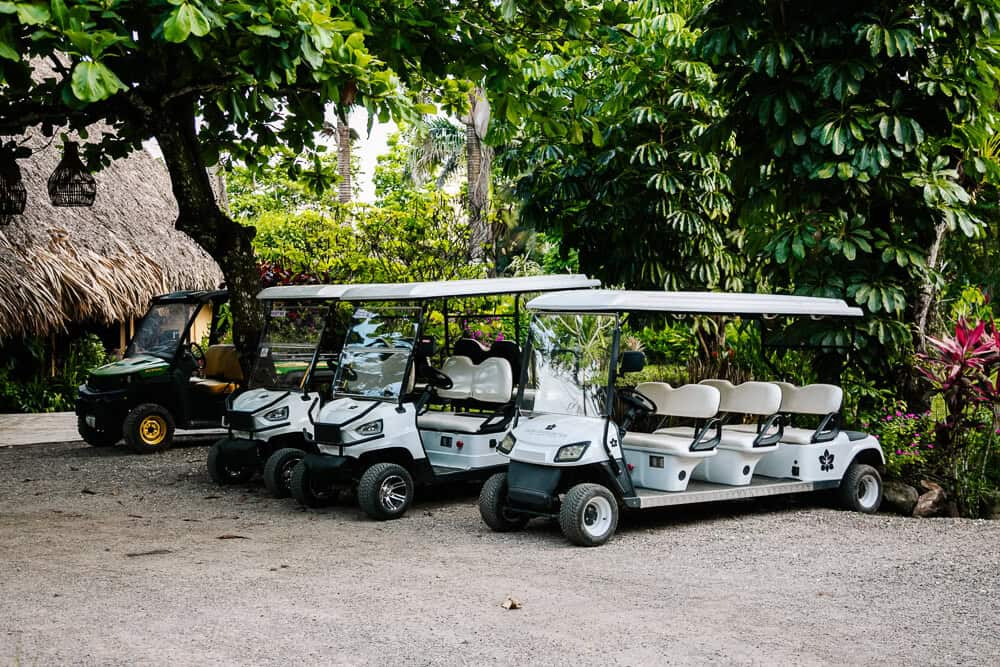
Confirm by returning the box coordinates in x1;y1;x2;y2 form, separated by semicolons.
895;449;902;455
886;415;893;421
927;444;934;449
896;410;903;417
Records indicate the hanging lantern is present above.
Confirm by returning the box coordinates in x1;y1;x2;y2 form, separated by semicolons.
0;156;27;224
48;141;96;207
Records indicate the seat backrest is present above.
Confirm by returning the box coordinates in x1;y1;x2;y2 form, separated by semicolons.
203;344;243;382
774;382;843;415
637;382;720;419
471;358;514;404
453;337;488;364
487;340;521;383
436;355;476;400
700;379;781;416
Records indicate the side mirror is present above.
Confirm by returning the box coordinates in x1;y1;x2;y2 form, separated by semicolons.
417;337;437;357
619;351;645;374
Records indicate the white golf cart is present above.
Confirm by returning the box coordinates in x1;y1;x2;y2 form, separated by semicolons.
207;284;367;496
293;275;600;519
478;290;885;546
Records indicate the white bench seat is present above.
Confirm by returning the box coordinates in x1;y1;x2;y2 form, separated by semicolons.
417;412;487;434
658;425;764;450
622;431;718;457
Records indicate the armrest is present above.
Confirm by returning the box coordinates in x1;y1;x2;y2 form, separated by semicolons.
690;418;723;452
479;403;515;431
811;412;840;443
753;413;784;448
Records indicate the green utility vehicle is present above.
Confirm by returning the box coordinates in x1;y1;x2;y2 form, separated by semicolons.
75;290;243;453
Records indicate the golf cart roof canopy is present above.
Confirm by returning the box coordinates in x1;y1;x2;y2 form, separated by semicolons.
338;275;600;302
526;290;864;318
256;284;358;301
152;289;228;304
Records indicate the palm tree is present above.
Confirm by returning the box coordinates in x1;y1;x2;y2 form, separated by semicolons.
320;80;358;204
408;88;493;260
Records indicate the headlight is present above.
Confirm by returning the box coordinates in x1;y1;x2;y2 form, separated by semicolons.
355;419;383;436
263;406;289;422
554;441;591;462
497;433;516;455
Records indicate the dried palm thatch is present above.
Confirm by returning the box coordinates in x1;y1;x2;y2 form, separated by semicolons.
0;131;223;341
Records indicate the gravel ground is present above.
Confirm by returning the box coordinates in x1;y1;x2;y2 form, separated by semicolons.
0;440;997;666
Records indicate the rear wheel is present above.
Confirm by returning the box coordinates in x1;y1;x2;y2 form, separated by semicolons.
479;473;529;532
559;483;619;547
77;416;119;447
290;461;338;508
123;404;175;453
357;463;414;520
263;448;305;498
839;463;883;514
207;440;255;485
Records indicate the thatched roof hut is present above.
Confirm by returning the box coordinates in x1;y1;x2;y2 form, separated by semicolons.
0;136;223;341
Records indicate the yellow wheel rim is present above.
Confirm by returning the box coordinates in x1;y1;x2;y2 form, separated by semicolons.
139;415;167;446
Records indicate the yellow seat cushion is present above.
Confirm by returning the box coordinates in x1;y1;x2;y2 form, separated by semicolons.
202;344;244;383
191;378;237;395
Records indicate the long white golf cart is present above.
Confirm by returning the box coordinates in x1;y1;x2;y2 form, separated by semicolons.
478;290;885;546
292;275;600;519
207;284;368;496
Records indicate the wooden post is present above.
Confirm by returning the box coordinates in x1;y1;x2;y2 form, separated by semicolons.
119;321;127;359
50;332;57;377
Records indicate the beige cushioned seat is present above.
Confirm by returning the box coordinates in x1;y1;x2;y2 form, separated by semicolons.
191;344;243;395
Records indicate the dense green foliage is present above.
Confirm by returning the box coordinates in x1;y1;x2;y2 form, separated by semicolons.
0;334;111;413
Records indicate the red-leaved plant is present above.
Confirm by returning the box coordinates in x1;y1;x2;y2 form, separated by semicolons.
915;318;1000;514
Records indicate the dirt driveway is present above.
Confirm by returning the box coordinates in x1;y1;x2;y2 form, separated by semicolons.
1;440;997;666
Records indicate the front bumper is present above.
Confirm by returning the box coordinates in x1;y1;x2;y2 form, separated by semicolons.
213;438;264;468
75;384;129;424
300;453;358;487
506;461;563;512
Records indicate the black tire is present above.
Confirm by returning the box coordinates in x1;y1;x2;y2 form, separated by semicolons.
263;448;305;498
559;483;619;547
357;463;414;520
123;403;175;454
207;439;255;485
77;416;119;447
479;473;530;532
290;460;338;508
839;462;883;513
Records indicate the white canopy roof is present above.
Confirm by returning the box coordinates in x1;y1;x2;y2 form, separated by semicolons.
256;284;358;301
526;290;864;317
339;275;600;302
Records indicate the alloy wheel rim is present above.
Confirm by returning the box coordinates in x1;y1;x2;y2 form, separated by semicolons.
379;474;408;511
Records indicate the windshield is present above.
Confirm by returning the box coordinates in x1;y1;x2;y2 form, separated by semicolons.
335;305;420;400
520;313;615;417
250;301;333;390
127;302;200;359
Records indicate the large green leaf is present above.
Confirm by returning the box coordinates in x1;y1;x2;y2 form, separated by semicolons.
163;3;211;43
71;60;128;101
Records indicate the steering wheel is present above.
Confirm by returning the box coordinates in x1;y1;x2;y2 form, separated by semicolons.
618;387;656;414
187;342;206;372
364;336;394;348
424;366;453;390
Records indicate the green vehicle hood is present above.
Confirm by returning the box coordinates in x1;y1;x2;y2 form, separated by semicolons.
90;354;170;378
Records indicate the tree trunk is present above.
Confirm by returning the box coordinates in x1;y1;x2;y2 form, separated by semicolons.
152;99;262;370
337;116;352;204
466;89;491;261
914;221;949;351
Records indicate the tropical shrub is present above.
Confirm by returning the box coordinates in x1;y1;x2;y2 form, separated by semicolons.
915;318;1000;516
869;409;936;482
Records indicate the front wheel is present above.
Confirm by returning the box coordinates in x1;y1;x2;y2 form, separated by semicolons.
479;473;530;532
559;483;619;547
207;440;255;485
77;416;119;447
839;463;883;514
357;463;414;520
263;448;305;498
123;403;175;453
290;461;338;508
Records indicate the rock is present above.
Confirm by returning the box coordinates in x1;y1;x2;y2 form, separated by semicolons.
913;486;947;518
919;480;943;493
883;481;919;515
